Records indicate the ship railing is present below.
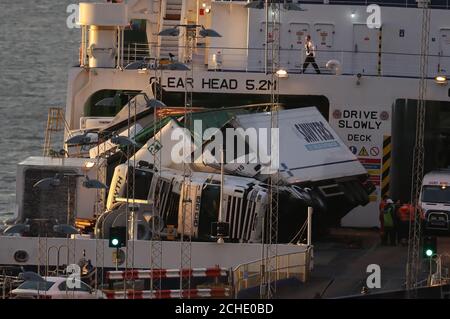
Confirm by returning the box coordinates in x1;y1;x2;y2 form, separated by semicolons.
212;0;450;9
123;42;157;66
0;273;21;299
231;246;313;298
112;42;450;79
103;266;233;299
299;0;450;10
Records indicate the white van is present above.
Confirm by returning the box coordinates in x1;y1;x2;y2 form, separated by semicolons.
420;170;450;231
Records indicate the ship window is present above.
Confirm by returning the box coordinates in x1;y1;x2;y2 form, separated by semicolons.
154;179;172;218
84;90;140;117
165;191;180;226
127;167;153;200
58;280;92;292
198;185;220;239
125;19;148;44
17;280;55;291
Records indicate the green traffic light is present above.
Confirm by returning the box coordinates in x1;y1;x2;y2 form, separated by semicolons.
425;249;433;257
109;226;126;248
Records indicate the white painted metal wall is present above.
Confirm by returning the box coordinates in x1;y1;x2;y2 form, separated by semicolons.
0;236;308;269
207;2;450;76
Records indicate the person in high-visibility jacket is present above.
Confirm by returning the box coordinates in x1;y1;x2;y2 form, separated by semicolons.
380;199;397;246
397;203;415;246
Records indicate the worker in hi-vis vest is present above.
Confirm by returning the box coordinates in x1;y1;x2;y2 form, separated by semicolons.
380;199;397;246
397;203;415;246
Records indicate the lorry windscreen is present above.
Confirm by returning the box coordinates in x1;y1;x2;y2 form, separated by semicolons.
422;185;450;204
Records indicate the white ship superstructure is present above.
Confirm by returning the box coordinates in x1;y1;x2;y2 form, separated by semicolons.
1;0;450;297
59;0;450;226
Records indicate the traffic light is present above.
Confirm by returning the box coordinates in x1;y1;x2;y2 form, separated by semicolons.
423;236;437;258
109;227;127;248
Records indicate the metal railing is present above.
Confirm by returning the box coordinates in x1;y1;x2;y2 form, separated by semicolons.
232;246;313;298
218;0;450;10
91;42;450;79
123;42;157;66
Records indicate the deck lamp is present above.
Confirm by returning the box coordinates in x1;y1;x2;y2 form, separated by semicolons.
34;173;107;190
158;27;180;37
158;25;221;38
245;0;264;9
283;1;305;11
53;224;79;235
65;132;94;146
434;75;447;86
84;161;96;169
3;224;30;235
199;26;221;38
276;68;288;78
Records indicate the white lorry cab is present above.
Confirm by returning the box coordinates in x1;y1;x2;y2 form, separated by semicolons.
420;170;450;231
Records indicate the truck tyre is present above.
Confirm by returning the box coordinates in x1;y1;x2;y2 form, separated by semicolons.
354;182;370;206
349;181;369;205
341;182;358;206
308;189;327;212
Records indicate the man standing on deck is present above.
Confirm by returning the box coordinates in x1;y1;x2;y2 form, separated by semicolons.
302;35;321;74
397;203;414;246
379;195;389;239
380;199;396;246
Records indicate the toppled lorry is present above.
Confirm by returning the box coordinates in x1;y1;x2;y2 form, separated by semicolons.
101;104;374;242
11;99;374;243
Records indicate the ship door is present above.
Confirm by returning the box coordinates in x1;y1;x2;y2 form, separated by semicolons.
288;23;309;68
251;22;281;71
352;24;380;75
313;24;335;66
439;29;450;72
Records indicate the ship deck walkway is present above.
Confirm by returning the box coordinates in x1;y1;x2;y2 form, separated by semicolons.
273;228;416;298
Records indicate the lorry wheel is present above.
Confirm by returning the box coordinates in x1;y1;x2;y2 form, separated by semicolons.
355;182;370;206
308;189;327;212
348;181;369;205
341;182;358;206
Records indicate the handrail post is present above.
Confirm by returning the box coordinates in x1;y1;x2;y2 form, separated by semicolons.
307;207;313;247
127;43;130;65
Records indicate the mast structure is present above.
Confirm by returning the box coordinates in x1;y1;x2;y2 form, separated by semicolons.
260;0;280;299
179;27;194;298
151;66;164;294
406;0;431;296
